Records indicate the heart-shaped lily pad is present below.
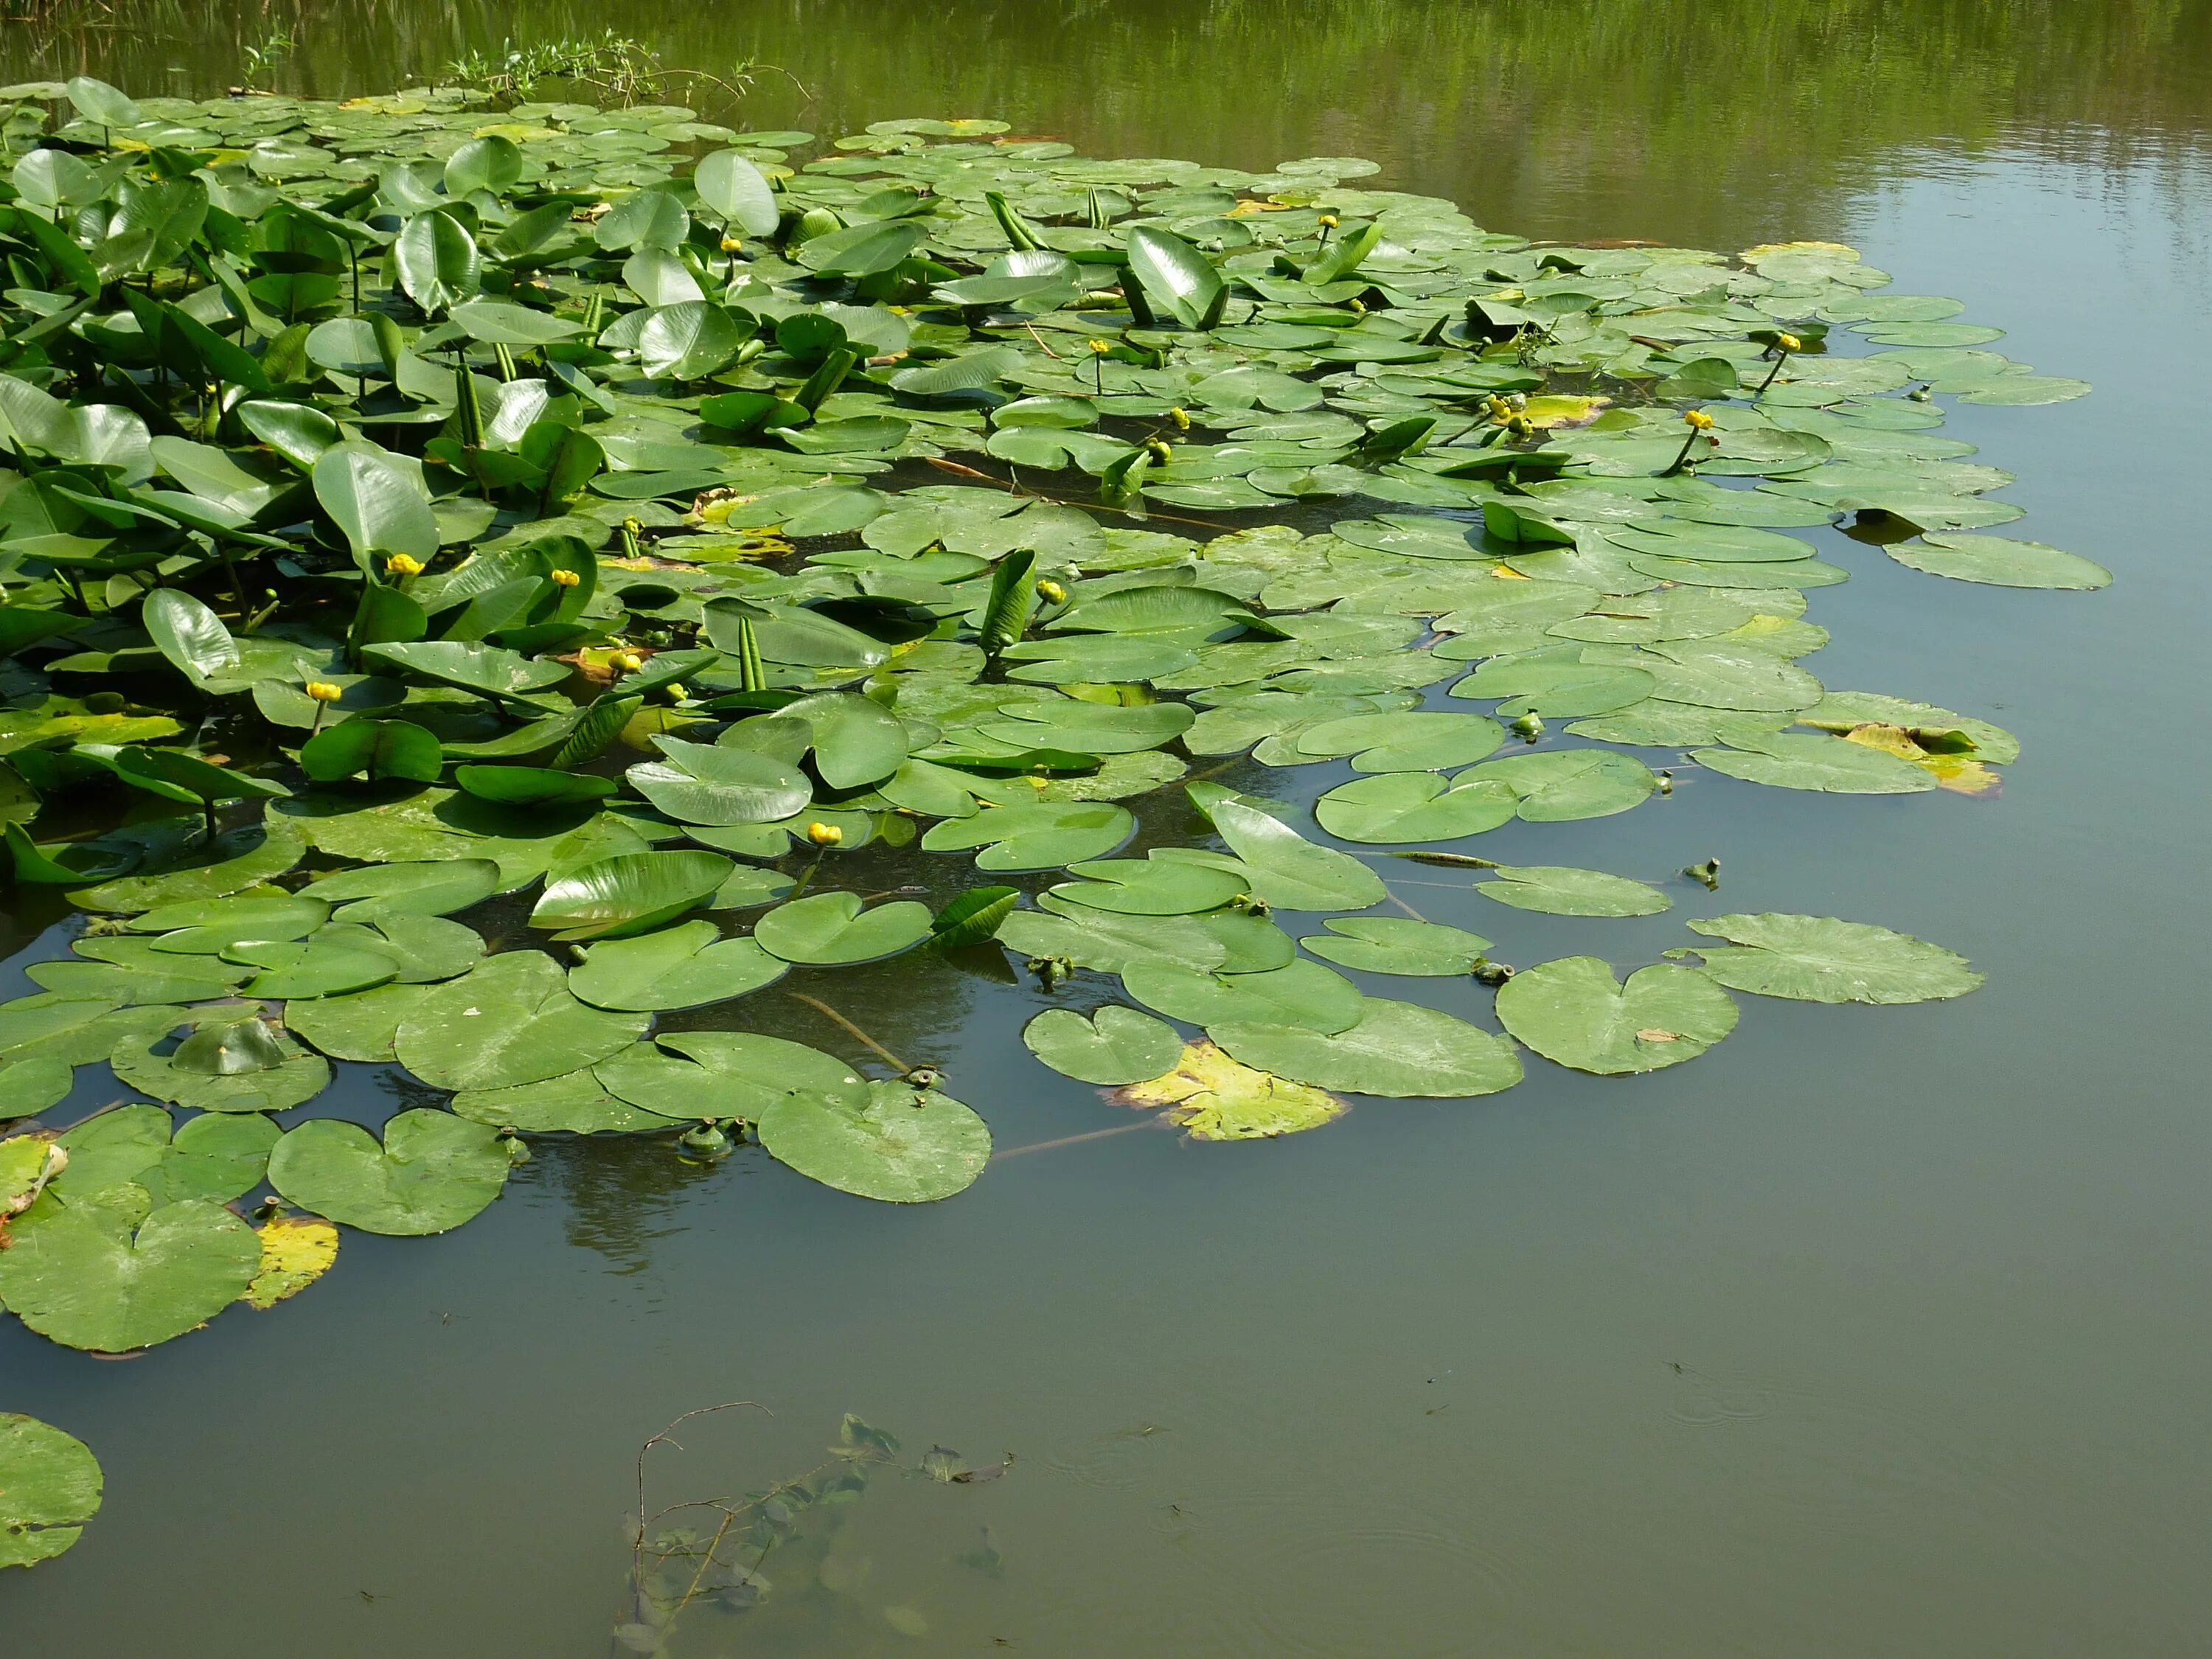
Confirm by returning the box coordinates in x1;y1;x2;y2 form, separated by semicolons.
267;1109;510;1235
754;1080;990;1203
1495;956;1739;1075
0;1198;259;1352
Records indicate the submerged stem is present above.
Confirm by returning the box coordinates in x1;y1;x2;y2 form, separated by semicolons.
785;992;914;1076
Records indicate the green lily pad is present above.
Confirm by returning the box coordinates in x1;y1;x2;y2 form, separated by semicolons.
1211;998;1523;1097
1890;533;2110;590
283;981;434;1062
0;1057;72;1114
1691;731;1937;793
450;1068;680;1135
566;920;786;1011
1023;1006;1184;1085
1293;711;1505;772
0;1198;259;1352
995;905;1229;975
296;858;500;917
0;1414;102;1569
1121;957;1363;1032
919;800;1133;872
50;1105;276;1208
110;1023;333;1113
752;891;933;964
1461;748;1658;821
1048;856;1249;917
267;1109;509;1236
754;1079;991;1204
649;1032;870;1120
1448;658;1656;718
67;821;305;914
1315;772;1518;844
625;741;813;827
1495;956;1738;1075
395;951;648;1091
1680;913;1983;1004
221;939;399;1000
1473;864;1672;917
1113;1040;1347;1140
1300;917;1492;975
1209;799;1386;911
528;849;734;941
0;999;184;1068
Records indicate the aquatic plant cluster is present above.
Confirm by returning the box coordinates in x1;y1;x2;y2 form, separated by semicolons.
0;77;2099;1561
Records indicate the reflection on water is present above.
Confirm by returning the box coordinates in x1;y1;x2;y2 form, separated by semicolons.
7;2;2212;1655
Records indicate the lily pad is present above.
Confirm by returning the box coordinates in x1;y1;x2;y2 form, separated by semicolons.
1473;864;1672;917
1212;998;1523;1097
1023;1006;1183;1085
566;920;786;1011
1300;917;1492;975
0;1414;102;1569
753;891;933;964
528;849;734;941
1113;1041;1346;1140
1461;749;1658;821
1692;731;1936;793
1120;957;1363;1032
111;1023;333;1113
268;1110;510;1236
1210;799;1386;911
1315;772;1518;844
995;905;1228;975
0;1198;259;1352
1890;533;2110;590
1680;913;1983;1004
1495;956;1739;1075
754;1079;990;1203
283;981;434;1062
395;951;648;1091
296;858;500;917
1048;856;1249;917
243;1214;339;1310
451;1068;680;1135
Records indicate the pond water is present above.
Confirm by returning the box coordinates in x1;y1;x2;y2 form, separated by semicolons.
4;3;2211;1654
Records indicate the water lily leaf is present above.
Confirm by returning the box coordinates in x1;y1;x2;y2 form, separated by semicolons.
267;1109;509;1236
142;588;240;684
1127;225;1225;330
1495;956;1738;1075
0;999;183;1068
395;950;647;1090
1301;917;1491;975
776;691;910;787
300;717;443;785
298;858;499;917
920;801;1133;872
1691;731;1936;793
799;218;928;276
1293;711;1504;772
566;919;786;1012
1121;956;1363;1032
1803;692;2018;765
1680;913;1983;1004
243;1214;338;1310
754;1079;990;1203
47;1109;276;1210
1461;748;1658;821
394;209;481;313
695;148;779;235
753;891;933;964
995;904;1228;975
448;299;582;347
1048;856;1248;916
1890;533;2110;590
0;1057;72;1115
0;1413;102;1569
69;820;305;913
1449;658;1657;718
453;764;616;809
1473;864;1672;917
1213;997;1523;1097
1315;772;1518;844
283;981;433;1062
0;1198;258;1352
976;700;1194;756
136;894;330;953
314;442;438;571
450;1068;677;1135
528;849;734;941
928;885;1019;950
1209;799;1385;911
364;640;568;698
220;939;398;1000
111;1023;333;1113
1023;1005;1183;1085
316;911;484;984
652;1032;870;1120
1113;1040;1344;1140
626;740;813;827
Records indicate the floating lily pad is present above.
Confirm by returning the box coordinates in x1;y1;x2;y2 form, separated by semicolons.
0;1413;102;1569
1680;913;1983;1004
1048;856;1249;916
0;1198;259;1352
752;891;933;964
1300;917;1492;975
297;858;501;917
528;849;734;941
451;1068;681;1135
755;1079;990;1203
1211;998;1523;1097
1495;956;1739;1075
396;951;647;1091
1023;1006;1184;1085
1209;799;1385;911
995;905;1228;975
282;981;434;1062
1121;957;1363;1032
1890;532;2110;590
267;1109;509;1236
1113;1041;1346;1140
1461;748;1658;821
111;1022;333;1114
567;920;785;1011
1315;772;1517;844
1473;864;1672;917
243;1214;339;1310
919;801;1133;872
1692;731;1936;793
0;1055;73;1113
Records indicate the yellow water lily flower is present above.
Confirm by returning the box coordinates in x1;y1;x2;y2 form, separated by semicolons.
805;821;844;846
384;553;425;578
1683;408;1716;431
549;567;581;588
613;651;644;673
1036;578;1068;604
1777;333;1801;352
1166;407;1191;431
304;681;344;703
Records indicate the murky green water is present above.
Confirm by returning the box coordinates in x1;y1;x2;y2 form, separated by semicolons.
6;3;2212;1653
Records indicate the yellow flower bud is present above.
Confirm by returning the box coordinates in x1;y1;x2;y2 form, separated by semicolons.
1144;438;1172;464
613;651;644;673
1777;333;1801;352
384;553;425;578
719;234;743;253
305;681;344;703
1167;406;1191;431
1507;415;1535;437
1683;408;1716;431
549;567;581;588
1087;338;1111;355
622;516;643;536
1036;578;1068;605
664;683;689;702
805;821;844;846
1318;214;1340;229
